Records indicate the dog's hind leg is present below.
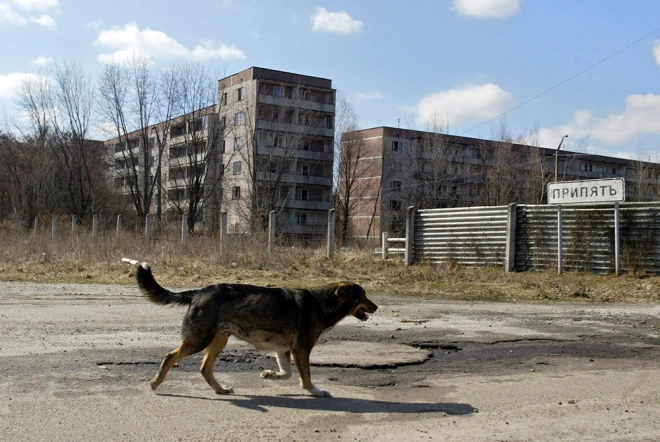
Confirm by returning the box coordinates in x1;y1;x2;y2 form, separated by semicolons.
260;351;292;380
150;340;200;390
200;332;233;394
292;348;331;397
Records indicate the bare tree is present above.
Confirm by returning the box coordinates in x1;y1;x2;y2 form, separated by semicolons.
98;57;168;222
165;63;224;233
335;95;377;244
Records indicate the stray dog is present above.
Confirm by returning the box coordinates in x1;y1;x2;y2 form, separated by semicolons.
135;262;378;397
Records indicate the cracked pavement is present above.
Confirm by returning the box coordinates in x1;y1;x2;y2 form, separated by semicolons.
1;282;660;441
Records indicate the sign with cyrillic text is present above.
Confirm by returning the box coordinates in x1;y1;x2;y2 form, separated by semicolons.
548;178;625;204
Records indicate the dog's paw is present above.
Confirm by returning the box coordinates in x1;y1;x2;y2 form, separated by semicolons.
260;370;275;379
215;385;234;395
149;379;159;391
311;387;331;397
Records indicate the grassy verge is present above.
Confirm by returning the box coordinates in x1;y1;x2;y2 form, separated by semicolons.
1;226;659;303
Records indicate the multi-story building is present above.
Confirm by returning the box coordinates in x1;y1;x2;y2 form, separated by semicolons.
218;67;335;235
340;126;660;239
107;67;335;236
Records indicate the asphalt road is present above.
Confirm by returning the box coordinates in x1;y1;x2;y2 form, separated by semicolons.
1;281;660;441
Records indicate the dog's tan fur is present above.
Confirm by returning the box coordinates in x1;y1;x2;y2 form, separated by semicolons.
136;263;378;397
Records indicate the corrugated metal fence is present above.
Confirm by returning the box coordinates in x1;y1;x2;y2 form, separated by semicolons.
414;206;510;266
397;202;660;274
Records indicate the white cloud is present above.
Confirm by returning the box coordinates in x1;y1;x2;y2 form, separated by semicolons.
191;41;246;62
0;3;27;25
653;40;660;66
31;55;54;65
356;91;383;101
95;23;246;64
311;7;363;34
452;0;521;19
415;83;514;126
1;1;58;28
29;13;55;29
539;93;660;148
0;72;41;98
11;0;58;11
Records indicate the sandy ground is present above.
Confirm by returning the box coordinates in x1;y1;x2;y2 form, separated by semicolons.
1;281;660;441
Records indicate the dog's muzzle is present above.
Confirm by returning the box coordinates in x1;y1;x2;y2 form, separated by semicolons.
354;300;378;321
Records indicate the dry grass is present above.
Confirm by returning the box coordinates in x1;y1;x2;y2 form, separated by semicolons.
1;224;660;303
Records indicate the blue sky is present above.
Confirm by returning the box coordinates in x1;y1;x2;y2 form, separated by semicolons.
2;0;660;160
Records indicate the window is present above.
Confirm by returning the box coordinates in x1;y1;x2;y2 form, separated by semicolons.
612;168;617;174
392;141;405;152
234;136;243;150
171;124;185;138
234;111;245;125
299;140;310;151
298;164;309;176
232;186;241;200
219;163;225;175
296;212;307;225
221;92;227;105
220;116;226;128
391;161;402;172
582;163;593;172
273;86;284;97
273;135;284;147
392;180;402;192
325;115;333;129
272;110;280;122
236;87;244;102
299;88;310;101
390;200;402;211
220;139;226;153
233;161;242;175
297;188;309;201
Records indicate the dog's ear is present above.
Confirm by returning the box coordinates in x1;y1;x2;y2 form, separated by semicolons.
334;282;354;301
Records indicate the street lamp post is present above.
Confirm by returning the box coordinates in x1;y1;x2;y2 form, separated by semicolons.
554;135;569;182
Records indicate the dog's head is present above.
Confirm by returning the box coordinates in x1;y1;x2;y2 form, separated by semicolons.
335;282;378;321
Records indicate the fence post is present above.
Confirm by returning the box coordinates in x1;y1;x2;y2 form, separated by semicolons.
145;214;152;240
219;212;228;247
505;203;517;272
116;214;123;237
51;216;57;241
326;209;336;260
71;215;77;235
405;206;415;266
614;203;621;276
382;232;389;259
92;214;99;237
557;206;563;275
181;213;189;244
268;210;276;256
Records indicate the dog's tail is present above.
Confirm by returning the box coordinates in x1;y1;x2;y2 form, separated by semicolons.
136;262;193;306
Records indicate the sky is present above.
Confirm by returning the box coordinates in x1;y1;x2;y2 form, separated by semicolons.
2;0;660;160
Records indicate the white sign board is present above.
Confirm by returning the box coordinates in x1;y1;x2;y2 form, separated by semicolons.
548;178;625;205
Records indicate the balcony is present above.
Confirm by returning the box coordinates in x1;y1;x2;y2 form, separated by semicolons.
256;145;333;162
257;120;333;138
257;94;335;114
257;172;332;187
284;200;332;211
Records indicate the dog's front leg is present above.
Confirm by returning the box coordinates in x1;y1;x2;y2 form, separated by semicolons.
292;348;330;397
261;351;292;380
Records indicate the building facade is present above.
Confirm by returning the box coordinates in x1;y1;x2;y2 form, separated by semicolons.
107;67;335;235
340;126;660;239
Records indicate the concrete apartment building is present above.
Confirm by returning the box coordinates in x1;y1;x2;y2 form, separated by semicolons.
218;67;335;235
340;126;660;239
108;67;335;235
